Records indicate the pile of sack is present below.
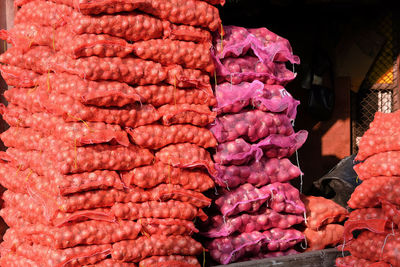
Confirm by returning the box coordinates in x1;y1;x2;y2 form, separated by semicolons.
0;0;224;265
336;110;400;267
201;25;309;264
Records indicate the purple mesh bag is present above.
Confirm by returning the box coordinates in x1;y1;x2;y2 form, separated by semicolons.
214;80;299;119
214;25;300;65
214;157;302;188
209;109;294;143
213;131;308;165
214;183;305;217
202;207;304;238
208;229;304;264
214;56;296;85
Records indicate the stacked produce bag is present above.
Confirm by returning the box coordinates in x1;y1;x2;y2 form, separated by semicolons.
301;195;347;251
336;110;400;267
201;26;309;264
0;0;225;265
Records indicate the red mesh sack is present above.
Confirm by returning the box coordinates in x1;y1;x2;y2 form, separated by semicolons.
342;230;400;266
214;157;301;188
6;143;154;174
163;23;212;43
121;162;214;192
304;224;344;251
366;110;400;136
343;208;392;242
132;39;213;73
139;256;200;267
203;0;225;5
0;253;40;267
0;46;209;88
202;207;304;238
0;104;130;147
215;56;296;85
4;220;141;249
301;195;349;230
210;110;294;143
382;200;400;227
111;235;203;262
215;183;305;217
5;87;160;128
208;229;304;264
2;242;111;267
0;23;134;58
12;182;210;215
214;25;299;64
0;64;39;88
29;0;221;32
336;256;391;267
214;81;299;119
155;143;216;176
348;177;400;209
354;151;400;179
111;200;205;221
139;218;198;236
213;131;308;165
93;261;136;267
127;124;217;149
0;161;123;196
157;104;216;127
356;132;400;161
14;0;72;28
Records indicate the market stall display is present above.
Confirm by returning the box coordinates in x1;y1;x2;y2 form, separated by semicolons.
336;109;400;267
0;0;223;265
201;25;308;264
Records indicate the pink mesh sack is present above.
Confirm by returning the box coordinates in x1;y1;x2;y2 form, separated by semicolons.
157;104;216;127
155;143;217;176
111;235;203;262
354;151;400;180
214;25;300;64
215;183;305;217
208;229;304;264
214;81;299;119
214;157;301;188
127;124;217;149
210;110;294;143
139;256;200;267
5;87;160;128
214;56;296;85
213;131;308;165
202;207;304;238
121;162;214;192
0;104;130;147
0;160;123;196
6;143;154;174
3;220;141;249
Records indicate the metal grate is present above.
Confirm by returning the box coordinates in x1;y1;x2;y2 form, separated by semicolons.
352;12;400;153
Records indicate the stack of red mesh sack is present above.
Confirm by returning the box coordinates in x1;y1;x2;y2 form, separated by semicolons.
336;110;400;267
0;0;225;265
301;195;347;252
200;26;309;265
